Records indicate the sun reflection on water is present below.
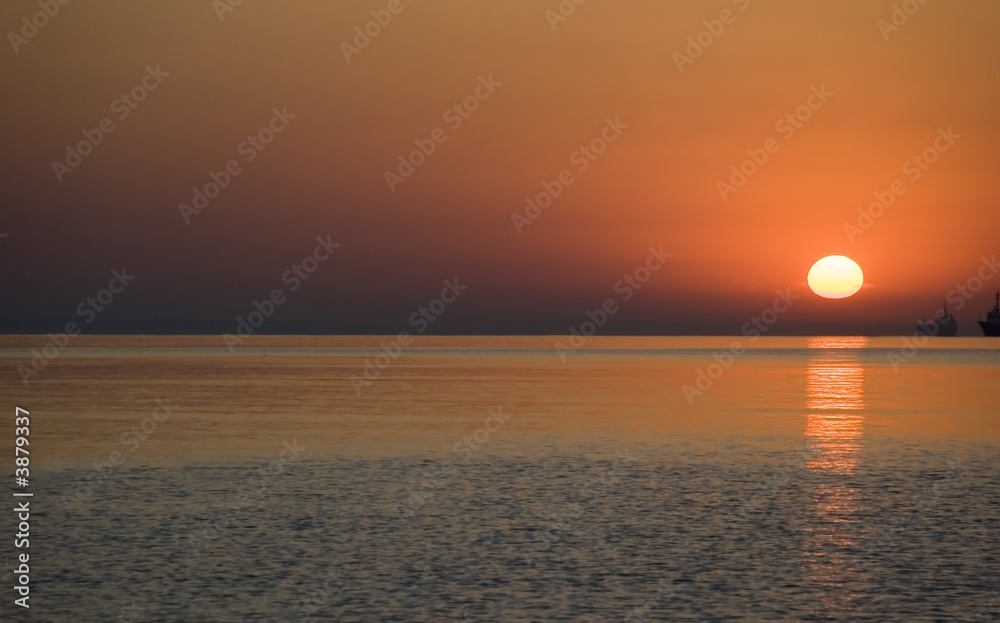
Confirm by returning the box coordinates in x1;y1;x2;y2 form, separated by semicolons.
802;337;868;611
805;338;865;475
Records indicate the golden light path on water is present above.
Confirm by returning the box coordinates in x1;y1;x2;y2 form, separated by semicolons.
806;336;866;475
804;336;867;615
0;335;997;620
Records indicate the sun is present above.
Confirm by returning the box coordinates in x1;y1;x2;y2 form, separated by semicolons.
807;255;864;299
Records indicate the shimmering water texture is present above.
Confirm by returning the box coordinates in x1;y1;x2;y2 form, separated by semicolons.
2;336;998;622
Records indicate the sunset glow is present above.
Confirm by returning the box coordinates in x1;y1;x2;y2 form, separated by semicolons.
3;2;1000;620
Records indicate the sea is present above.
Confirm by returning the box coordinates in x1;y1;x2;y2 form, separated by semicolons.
1;335;998;622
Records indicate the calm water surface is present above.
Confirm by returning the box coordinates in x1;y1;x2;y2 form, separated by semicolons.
1;336;998;622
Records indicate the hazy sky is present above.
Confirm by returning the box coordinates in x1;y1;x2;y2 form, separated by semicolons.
2;0;999;335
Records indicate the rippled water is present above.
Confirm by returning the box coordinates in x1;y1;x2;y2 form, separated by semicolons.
2;336;999;621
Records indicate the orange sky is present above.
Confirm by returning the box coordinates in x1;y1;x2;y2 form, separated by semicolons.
1;0;998;334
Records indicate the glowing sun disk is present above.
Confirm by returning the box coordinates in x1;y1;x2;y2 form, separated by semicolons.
808;255;864;299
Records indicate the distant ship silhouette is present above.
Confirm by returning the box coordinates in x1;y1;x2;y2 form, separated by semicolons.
979;291;1000;337
916;301;958;337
